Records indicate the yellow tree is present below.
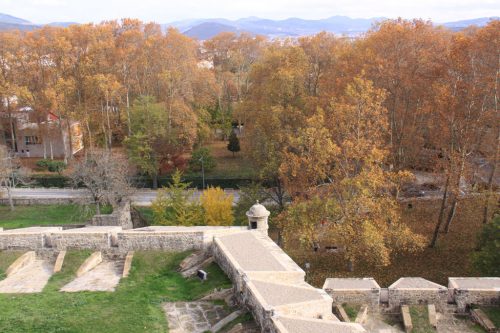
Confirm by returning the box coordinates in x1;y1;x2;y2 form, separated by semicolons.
279;77;425;269
200;187;234;226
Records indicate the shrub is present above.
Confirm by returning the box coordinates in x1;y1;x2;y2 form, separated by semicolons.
227;131;241;156
36;159;67;174
47;161;66;174
151;170;202;226
200;187;234;226
189;147;216;172
472;215;500;276
36;159;50;169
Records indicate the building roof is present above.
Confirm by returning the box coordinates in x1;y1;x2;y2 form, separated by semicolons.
246;201;270;218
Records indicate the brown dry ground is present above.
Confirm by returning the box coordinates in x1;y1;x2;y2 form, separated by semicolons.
283;196;495;288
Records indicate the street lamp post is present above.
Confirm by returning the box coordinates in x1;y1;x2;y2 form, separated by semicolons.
199;156;205;190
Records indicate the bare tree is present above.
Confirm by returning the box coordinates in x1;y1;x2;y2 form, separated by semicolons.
71;151;133;214
0;146;31;211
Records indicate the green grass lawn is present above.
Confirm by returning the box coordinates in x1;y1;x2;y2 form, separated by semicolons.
187;141;257;179
0;204;112;229
135;206;154;225
342;304;361;321
0;250;24;280
409;305;436;333
0;250;232;333
481;307;500;328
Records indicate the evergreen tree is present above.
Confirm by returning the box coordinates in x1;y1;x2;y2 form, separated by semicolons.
227;131;241;157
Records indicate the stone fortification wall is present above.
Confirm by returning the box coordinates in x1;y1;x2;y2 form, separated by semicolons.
323;278;380;309
0;225;246;253
449;278;500;312
90;202;133;229
387;278;449;311
212;231;364;333
0;197;91;206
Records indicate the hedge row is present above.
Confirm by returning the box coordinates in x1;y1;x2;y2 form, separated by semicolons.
27;175;256;189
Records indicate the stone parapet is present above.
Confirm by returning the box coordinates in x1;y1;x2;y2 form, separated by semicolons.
449;277;500;312
0;227;63;250
388;278;448;311
323;278;381;309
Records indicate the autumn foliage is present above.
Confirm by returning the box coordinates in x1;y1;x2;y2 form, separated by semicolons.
0;18;498;269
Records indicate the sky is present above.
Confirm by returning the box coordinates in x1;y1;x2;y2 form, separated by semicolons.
1;0;499;24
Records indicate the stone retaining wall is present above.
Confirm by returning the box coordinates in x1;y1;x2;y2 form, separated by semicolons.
388;288;448;311
449;278;500;312
90;202;133;229
0;197;91;206
0;225;246;254
388;278;448;311
323;278;380;309
0;227;63;250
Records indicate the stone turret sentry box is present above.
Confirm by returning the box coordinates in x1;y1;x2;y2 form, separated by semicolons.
246;201;270;234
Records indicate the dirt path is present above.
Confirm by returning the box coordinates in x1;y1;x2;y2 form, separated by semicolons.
0;259;53;293
61;260;123;292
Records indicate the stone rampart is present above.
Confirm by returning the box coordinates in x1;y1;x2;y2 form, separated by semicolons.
0;227;63;250
388;278;448;311
0;225;247;253
90;202;133;229
323;278;381;309
449;278;500;312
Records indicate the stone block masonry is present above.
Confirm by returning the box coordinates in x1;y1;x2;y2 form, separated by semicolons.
51;226;122;250
213;231;365;333
449;277;500;312
90;201;133;230
388;278;448;311
323;278;380;309
0;227;63;250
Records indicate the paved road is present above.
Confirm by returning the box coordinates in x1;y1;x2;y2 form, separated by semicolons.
6;188;240;206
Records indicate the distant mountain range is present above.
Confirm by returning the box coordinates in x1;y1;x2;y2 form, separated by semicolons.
0;13;77;31
0;12;498;39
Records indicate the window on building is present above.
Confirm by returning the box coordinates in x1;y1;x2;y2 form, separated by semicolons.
24;136;40;145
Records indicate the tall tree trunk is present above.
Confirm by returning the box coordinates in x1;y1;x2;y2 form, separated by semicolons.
66;119;74;161
444;198;458;233
430;175;450;248
50;140;54;160
483;126;499;224
444;151;467;233
6;181;14;211
126;89;131;136
152;174;158;189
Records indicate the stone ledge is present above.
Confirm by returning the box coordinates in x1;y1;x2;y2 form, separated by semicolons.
76;251;102;277
53;251;66;273
6;251;35;276
122;251;134;278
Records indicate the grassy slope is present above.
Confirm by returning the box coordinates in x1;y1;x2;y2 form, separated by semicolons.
285;196;489;287
0;251;25;280
409;306;436;333
187;141;257;178
0;204;112;229
481;307;500;328
0;251;231;333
